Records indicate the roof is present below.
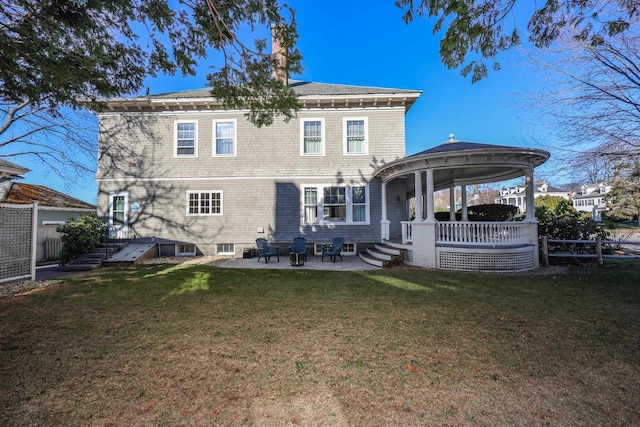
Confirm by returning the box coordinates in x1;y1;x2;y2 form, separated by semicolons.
410;140;525;157
0;159;30;179
148;80;420;99
2;182;95;209
373;136;551;189
101;80;422;113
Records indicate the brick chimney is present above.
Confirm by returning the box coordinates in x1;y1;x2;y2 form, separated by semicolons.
271;25;288;85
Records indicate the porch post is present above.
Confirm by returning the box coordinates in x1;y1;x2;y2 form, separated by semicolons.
425;169;435;221
525;168;540;268
449;186;456;221
412;168;437;268
525;168;535;221
461;184;468;221
414;171;423;221
380;181;390;241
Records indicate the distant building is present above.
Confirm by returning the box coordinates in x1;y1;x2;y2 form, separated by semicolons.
495;181;569;214
572;182;610;221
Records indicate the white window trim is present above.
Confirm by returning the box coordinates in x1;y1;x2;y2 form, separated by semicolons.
300;118;325;156
300;184;370;225
42;220;66;225
343;117;369;155
212;118;237;157
186;190;223;216
176;244;196;256
216;243;235;255
174;120;198;158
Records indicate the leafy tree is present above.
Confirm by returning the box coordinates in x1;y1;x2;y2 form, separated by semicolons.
605;163;640;225
0;0;302;179
395;1;639;82
0;1;301;125
57;213;107;264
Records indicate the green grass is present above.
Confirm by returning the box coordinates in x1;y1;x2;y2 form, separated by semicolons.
1;264;639;426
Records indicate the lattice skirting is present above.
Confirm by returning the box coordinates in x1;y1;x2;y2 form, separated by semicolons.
436;245;536;272
0;204;34;282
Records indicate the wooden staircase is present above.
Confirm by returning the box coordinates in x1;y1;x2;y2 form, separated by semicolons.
359;242;406;268
63;242;126;271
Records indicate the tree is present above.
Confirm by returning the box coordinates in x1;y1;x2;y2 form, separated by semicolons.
0;1;302;125
605;163;640;225
526;30;640;179
395;1;639;82
0;102;97;178
0;0;302;180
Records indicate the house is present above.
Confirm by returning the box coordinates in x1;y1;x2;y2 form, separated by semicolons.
0;160;96;262
495;180;569;214
95;81;422;258
94;33;550;272
572;182;610;221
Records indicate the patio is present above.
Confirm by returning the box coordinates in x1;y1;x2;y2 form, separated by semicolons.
217;255;382;271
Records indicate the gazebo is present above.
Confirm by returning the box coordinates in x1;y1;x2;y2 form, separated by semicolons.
373;135;550;272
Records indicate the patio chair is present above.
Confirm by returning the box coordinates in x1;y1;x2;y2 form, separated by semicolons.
256;238;279;263
321;237;344;263
289;236;308;261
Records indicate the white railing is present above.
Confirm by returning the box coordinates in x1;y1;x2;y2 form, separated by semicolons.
436;221;531;245
109;225;131;240
401;221;413;244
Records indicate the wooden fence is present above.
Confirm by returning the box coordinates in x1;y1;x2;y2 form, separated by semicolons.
540;236;640;266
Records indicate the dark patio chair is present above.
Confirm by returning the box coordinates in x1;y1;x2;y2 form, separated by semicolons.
321;237;344;262
256;238;279;263
289;236;308;261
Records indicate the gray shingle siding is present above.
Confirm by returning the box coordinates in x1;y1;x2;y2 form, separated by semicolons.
97;89;413;256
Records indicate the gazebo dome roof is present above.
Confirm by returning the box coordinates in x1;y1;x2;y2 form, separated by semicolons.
373;135;550;191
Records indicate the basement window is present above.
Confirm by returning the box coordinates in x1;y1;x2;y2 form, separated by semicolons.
177;244;196;256
216;243;235;255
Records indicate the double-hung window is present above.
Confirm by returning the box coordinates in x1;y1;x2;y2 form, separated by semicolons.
187;191;223;215
344;118;368;155
301;119;324;155
323;187;347;222
175;121;197;157
304;188;318;224
302;185;369;225
213;119;236;156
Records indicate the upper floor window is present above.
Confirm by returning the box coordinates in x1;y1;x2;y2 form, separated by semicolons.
301;119;324;155
213;119;236;156
175;121;197;157
344;118;368;154
187;191;222;216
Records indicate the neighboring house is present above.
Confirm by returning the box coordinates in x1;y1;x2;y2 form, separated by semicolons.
495;180;569;214
572;182;610;221
95;81;422;257
0;160;96;262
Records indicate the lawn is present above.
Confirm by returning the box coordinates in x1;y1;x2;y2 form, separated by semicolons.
1;263;639;426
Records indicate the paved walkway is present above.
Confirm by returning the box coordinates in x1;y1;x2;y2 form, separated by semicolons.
217;255;382;271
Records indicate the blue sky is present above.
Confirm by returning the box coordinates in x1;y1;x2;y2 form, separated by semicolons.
22;1;561;204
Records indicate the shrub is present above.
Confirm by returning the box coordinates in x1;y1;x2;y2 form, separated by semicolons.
535;198;611;255
57;214;107;264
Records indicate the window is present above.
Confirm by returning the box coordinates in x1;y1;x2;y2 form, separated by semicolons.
352;186;366;222
302;185;368;225
112;195;127;226
177;244;196;256
213;120;236;156
216;243;235;255
301;119;324;155
324;187;346;222
175;121;197;157
304;188;318;223
187;191;222;215
344;118;368;154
